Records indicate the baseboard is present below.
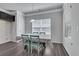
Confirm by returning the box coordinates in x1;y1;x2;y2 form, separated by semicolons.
17;39;22;43
0;41;16;45
51;41;63;44
0;40;12;44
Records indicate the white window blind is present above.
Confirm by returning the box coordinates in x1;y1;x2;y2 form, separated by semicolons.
32;18;51;35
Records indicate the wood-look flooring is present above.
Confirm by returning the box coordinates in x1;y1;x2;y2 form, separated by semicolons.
44;43;69;56
0;41;69;56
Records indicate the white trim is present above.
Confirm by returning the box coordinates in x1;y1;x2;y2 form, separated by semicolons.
51;41;63;44
25;8;63;16
0;8;15;15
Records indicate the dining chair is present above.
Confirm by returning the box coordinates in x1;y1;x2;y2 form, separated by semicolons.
21;34;30;55
30;35;40;56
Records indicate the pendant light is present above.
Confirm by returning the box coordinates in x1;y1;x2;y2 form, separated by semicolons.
30;3;35;22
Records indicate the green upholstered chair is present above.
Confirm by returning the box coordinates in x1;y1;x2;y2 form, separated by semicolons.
22;34;44;56
21;34;30;55
30;35;43;56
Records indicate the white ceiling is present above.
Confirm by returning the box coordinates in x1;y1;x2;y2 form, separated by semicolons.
0;3;63;13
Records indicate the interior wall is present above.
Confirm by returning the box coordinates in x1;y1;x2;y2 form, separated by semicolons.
16;11;25;36
63;3;79;56
11;21;16;42
25;11;63;43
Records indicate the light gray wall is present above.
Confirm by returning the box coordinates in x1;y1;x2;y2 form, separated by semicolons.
63;3;79;56
25;11;63;43
11;21;16;42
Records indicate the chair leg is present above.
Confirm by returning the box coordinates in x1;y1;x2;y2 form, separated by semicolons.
31;42;32;55
28;45;29;55
38;43;39;56
28;41;30;56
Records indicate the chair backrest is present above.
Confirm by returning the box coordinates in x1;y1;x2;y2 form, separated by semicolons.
33;32;38;34
39;32;45;35
30;35;39;42
21;34;29;43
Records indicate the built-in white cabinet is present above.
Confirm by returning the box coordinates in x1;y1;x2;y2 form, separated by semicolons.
63;3;79;56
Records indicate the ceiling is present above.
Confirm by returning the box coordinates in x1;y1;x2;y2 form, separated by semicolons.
0;3;63;13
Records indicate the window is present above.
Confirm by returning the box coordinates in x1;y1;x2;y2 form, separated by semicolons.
32;18;51;35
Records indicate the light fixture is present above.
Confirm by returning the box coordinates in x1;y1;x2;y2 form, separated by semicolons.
30;19;35;22
30;3;35;22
